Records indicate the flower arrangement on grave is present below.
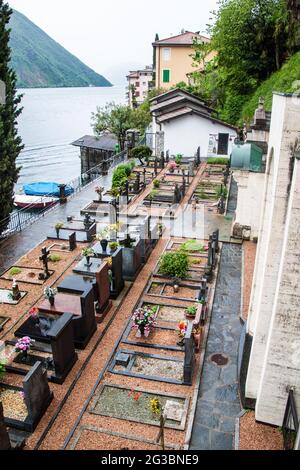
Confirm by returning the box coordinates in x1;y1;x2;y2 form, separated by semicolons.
82;248;94;266
175;154;183;166
177;321;187;339
109;241;119;253
95;186;104;200
15;337;35;359
103;257;113;267
55;223;64;238
150;398;161;416
29;307;39;322
131;306;157;337
185;304;198;319
169;161;177;173
153;179;160;189
44;287;57;306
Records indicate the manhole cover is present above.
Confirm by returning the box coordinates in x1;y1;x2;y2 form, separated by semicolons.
210;353;229;367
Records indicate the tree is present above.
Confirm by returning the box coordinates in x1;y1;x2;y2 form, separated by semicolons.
0;1;23;234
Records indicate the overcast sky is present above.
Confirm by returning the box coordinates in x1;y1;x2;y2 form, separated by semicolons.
8;0;219;83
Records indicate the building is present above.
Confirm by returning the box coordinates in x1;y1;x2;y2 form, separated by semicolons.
72;134;118;175
153;30;210;89
239;93;300;429
150;88;237;157
126;66;153;108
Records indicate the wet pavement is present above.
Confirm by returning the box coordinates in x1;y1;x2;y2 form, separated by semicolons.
190;243;243;450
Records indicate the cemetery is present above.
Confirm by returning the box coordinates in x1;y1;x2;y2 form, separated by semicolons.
0;156;224;450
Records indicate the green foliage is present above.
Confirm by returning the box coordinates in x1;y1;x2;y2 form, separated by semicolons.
207;157;229;165
180;240;205;253
148;190;158;201
153;179;160;189
48;254;61;263
242;51;300;121
0;359;6;378
82;248;94;257
112;162;135;189
55;223;64;230
9;9;112;88
9;267;22;276
0;2;23;235
158;251;190;279
216;186;228;199
186;305;198;316
109;241;119;252
131;145;152;163
175;154;183;165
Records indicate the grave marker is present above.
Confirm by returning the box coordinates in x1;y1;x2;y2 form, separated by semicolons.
39;247;51;279
0;403;11;450
69;232;77;251
183;322;195;385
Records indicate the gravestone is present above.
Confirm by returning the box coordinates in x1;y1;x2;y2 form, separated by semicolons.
72;286;97;349
83;213;93;230
39;247;51;279
134;172;140;193
143;168;147;185
154;158;158;177
69;232;77;251
47;312;78;384
160;152;165;169
0;403;11;450
212;229;220;253
196;147;201;166
166;150;170;163
95;263;111;316
23;362;53;432
183;322;195;385
116;352;130;367
91;244;124;299
173;184;181;204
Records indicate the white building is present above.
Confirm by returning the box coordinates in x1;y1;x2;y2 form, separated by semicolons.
126;66;153;108
241;93;300;428
150;88;237;157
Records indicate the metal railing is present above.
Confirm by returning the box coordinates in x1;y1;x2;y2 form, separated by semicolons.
282;388;299;450
0;149;127;240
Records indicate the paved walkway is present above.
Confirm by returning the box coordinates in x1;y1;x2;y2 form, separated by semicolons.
0;173;112;275
190;243;243;450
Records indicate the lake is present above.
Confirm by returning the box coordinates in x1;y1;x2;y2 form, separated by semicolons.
16;86;125;189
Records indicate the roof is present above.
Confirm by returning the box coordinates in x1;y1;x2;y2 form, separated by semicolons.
156;107;237;131
71;134;118;151
153;31;210;47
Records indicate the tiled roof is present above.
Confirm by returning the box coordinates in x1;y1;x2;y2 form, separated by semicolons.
71;134;118;151
153;31;210;46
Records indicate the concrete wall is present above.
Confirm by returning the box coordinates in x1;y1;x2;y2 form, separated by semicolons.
245;93;300;426
232;171;265;240
162;113;237;157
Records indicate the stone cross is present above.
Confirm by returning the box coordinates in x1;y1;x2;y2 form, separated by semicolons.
83;213;93;230
40;247;51;279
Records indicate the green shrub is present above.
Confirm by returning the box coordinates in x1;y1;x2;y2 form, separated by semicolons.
186;305;197;316
175;154;183;165
131;145;152;162
180;240;205;253
153;179;160;189
207;157;229;165
158;251;189;279
0;360;5;379
112;162;135;189
9;267;22;276
216;186;228;199
48;254;62;263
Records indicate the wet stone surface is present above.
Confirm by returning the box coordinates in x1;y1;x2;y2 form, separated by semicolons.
190;244;242;450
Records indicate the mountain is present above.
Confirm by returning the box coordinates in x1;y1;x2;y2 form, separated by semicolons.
9;10;112;88
242;51;300;121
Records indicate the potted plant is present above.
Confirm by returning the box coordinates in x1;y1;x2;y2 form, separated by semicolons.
82;247;94;266
175;154;183;166
95;186;104;201
109;241;119;253
44;287;57;306
55;223;64;238
185;304;198;319
132;306;157;338
15;336;35;362
153;179;160;189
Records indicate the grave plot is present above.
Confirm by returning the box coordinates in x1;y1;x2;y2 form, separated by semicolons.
0;341;55;375
0;288;27;305
70;426;179;451
109;349;184;384
1;266;54;285
89;383;189;430
141;303;186;324
81;201;111;217
122;322;183;352
147;279;201;302
0;362;53;432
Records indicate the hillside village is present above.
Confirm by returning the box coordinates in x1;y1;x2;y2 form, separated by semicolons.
0;0;300;454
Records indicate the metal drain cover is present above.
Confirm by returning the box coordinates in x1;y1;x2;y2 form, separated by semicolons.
210;353;229;367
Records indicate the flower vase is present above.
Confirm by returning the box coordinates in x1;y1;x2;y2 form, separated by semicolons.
49;296;55;306
101;240;108;253
21;350;28;363
144;329;150;338
85;256;91;267
56;228;60;239
136;325;145;338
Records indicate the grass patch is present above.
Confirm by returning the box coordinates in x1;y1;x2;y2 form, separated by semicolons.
8;267;22;276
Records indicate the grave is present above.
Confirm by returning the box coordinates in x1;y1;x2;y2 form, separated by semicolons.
110;349;184;384
89;384;189;430
0;362;53;432
141;303;186;323
0;288;26;305
81;200;111;217
1;266;54;285
119;237;142;281
47;227;90;243
91;244;124;299
122;322;184;352
147;280;201;302
183;322;195;386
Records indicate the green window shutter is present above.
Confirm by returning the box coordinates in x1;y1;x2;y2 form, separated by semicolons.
163;69;170;83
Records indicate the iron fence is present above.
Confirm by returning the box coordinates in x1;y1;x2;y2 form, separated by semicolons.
0;149;127;240
282;388;299;450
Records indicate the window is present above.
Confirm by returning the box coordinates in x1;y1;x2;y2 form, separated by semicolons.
162;69;170;83
163;48;171;61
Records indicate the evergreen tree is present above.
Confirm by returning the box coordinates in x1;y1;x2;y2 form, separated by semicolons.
0;1;23;234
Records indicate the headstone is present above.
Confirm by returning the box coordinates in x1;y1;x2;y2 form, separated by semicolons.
196;147;201;166
173;184;181;204
23;362;53;432
69;232;77;251
86;223;97;243
39;247;51;279
83;213;93;230
95;262;110;314
58;184;67;204
154;158;158;177
183;322;195;385
0;403;11;450
134;172;140;193
72;285;97;349
212;229;220;253
143;168;147;185
160;152;165;169
47;312;78;384
164;400;185;422
217;195;225;214
166;150;170;163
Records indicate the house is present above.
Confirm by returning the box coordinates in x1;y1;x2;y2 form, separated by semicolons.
150;88;237;157
126;66;153;108
72;134;118;175
153;30;211;89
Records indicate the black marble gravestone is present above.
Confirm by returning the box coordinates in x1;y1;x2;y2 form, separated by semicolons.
0;403;11;450
69;232;77;251
91;244;124;299
47;313;78;384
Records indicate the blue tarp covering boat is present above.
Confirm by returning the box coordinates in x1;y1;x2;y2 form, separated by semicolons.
23;182;74;198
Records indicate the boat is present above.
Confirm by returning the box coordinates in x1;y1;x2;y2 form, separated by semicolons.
23;182;74;198
14;194;59;210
